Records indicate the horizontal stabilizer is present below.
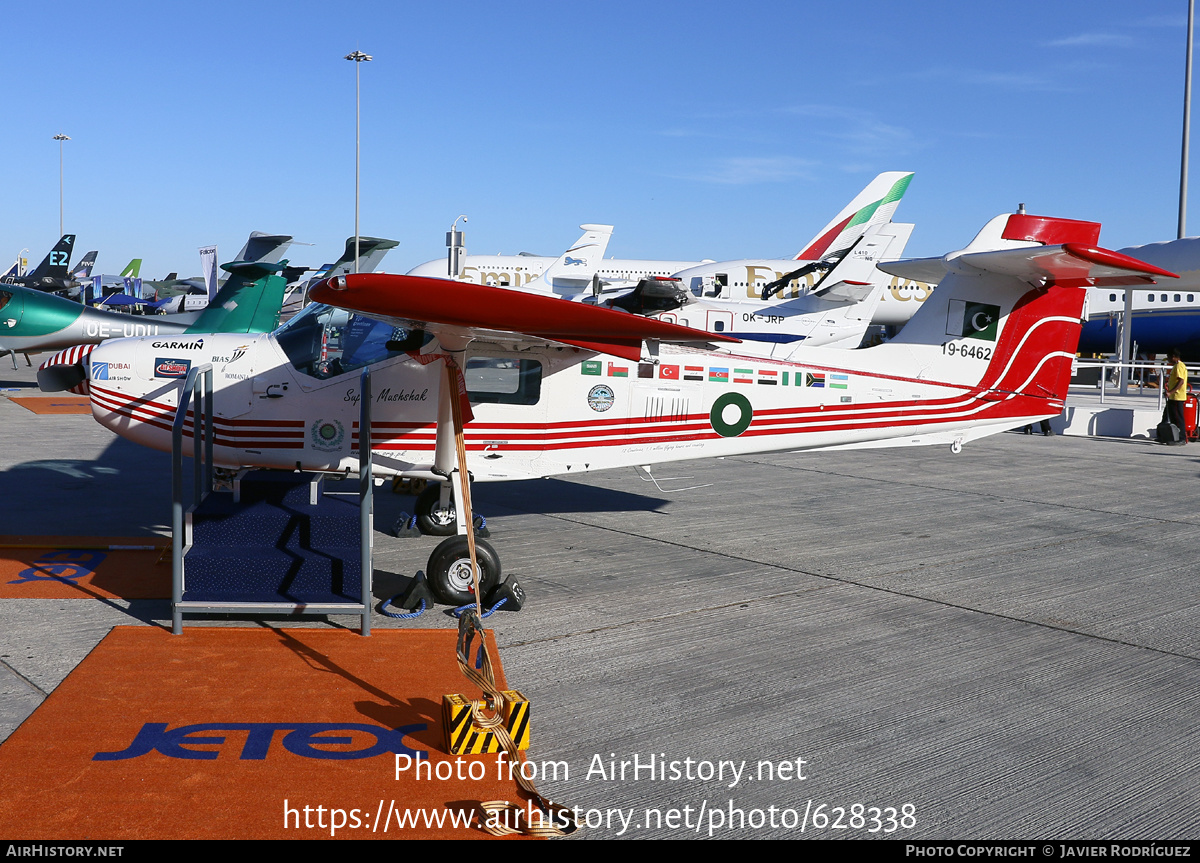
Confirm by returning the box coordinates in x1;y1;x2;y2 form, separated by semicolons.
877;256;948;284
310;273;740;361
235;232;294;265
953;243;1178;286
220;260;288;279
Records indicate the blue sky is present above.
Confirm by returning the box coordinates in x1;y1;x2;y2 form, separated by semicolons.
0;1;1194;277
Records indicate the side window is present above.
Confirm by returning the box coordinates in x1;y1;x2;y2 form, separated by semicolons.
0;290;11;312
465;357;542;405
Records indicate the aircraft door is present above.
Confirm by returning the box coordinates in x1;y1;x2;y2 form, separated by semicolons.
463;353;548;475
707;309;735;335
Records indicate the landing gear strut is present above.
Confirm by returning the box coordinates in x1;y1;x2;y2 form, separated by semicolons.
414;484;456;536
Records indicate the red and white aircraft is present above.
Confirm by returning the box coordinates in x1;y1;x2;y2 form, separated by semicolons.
80;212;1175;603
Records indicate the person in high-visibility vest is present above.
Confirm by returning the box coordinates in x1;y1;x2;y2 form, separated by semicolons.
1164;347;1188;443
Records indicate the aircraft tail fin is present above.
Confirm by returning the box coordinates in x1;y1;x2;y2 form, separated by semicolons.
233;232;294;266
184;259;288;334
71;251;98;280
327;236;401;278
119;259;142;278
27;235;76;281
795;172;913;263
889;213;1175;406
536;224;614;293
812;222;914;303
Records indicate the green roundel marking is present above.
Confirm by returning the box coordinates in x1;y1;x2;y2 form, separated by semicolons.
710;392;753;437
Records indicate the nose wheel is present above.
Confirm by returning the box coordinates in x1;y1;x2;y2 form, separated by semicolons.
414;483;457;536
426;535;502;606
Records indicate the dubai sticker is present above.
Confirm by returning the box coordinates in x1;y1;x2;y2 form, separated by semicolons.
587;384;615;412
310;418;346;451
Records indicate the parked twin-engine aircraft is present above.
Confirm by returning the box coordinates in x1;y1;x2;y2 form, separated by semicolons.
78;212;1174;603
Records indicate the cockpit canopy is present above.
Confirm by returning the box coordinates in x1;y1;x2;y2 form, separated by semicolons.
274;303;424;379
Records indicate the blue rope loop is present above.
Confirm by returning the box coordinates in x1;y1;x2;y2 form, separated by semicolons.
451;596;508;619
380;596;425;619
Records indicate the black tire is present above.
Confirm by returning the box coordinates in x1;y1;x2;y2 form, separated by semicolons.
415;484;456;536
426;535;502;606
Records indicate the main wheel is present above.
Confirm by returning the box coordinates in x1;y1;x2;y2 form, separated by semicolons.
415;484;456;536
426;535;502;606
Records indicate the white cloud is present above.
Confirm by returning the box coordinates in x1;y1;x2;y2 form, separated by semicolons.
672;156;818;185
1042;32;1134;48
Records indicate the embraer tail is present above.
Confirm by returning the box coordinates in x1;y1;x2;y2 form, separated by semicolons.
119;259;142;279
25;235;76;284
534;224;614;294
794;172;913;263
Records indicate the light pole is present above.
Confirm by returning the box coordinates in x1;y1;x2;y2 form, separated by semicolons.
53;133;70;237
1181;0;1195;239
345;50;372;274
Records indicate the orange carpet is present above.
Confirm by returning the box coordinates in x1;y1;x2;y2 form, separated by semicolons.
0;627;540;839
8;395;92;414
0;536;169;599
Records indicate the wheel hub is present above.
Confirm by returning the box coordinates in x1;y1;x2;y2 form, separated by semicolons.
446;558;477;593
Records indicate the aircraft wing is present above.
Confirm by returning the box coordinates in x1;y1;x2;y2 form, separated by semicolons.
309;273;741;361
877;256;949;284
880;241;1176;288
952;243;1178;286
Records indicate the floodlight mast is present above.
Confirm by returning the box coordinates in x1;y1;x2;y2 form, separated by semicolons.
345;50;373;274
53;133;70;237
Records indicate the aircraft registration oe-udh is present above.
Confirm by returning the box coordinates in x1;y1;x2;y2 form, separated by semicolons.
79;212;1175;603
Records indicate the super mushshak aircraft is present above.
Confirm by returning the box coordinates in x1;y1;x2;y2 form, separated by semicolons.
75;213;1175;604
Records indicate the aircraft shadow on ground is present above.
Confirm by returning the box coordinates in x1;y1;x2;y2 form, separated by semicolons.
0;436;176;537
350;476;670;533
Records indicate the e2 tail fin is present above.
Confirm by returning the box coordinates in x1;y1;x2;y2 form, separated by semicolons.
28;235;75;281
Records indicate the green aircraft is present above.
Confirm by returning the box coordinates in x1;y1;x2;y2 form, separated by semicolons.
1;259;289;369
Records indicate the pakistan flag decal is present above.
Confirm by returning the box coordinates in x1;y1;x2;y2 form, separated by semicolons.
948;299;1001;341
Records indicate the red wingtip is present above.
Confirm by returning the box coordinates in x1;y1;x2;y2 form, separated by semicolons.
1063;244;1179;280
